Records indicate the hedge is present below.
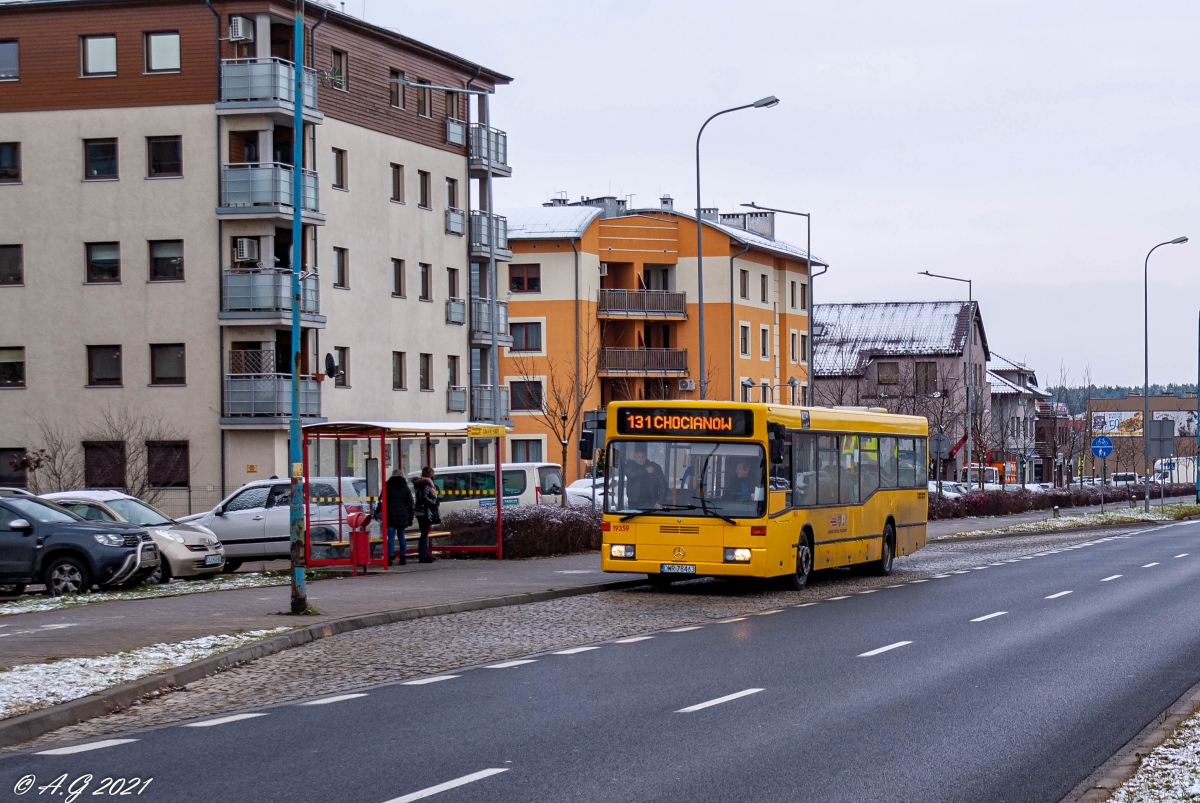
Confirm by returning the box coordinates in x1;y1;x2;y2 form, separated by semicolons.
928;483;1195;520
440;505;602;559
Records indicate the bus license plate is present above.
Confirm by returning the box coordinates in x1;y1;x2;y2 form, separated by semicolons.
660;564;696;574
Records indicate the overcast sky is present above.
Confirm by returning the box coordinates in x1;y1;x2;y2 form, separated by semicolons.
365;0;1199;387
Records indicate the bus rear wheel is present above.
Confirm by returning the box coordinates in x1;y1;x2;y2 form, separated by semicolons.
868;523;895;576
786;533;813;590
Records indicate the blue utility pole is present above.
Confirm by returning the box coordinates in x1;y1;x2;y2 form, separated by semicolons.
288;2;307;614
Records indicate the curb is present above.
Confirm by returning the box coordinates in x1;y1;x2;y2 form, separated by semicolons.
0;576;647;750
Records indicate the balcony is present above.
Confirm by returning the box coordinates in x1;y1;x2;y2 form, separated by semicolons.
446;117;467;147
223;351;321;420
446;297;466;325
469;124;511;178
218;58;322;122
597;289;688;318
217;163;323;223
470;299;512;346
447;385;467;413
469;211;512;262
471;386;511;421
220;268;324;327
598;348;689;376
445;207;466;236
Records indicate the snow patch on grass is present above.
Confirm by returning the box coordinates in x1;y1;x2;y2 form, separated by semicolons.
944;504;1197;539
0;629;290;720
0;573;289;617
1111;705;1200;802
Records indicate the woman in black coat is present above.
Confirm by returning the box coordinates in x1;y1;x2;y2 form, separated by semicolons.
384;470;414;565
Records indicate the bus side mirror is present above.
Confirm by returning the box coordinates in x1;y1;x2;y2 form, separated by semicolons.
769;437;784;465
579;430;596;461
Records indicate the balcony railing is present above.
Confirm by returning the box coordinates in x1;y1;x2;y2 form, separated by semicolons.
221;163;320;212
225;374;321;417
469;124;509;172
469;211;509;257
597;289;687;317
470;299;509;339
471;386;510;421
223;268;319;314
446;117;467;147
446;297;466;325
598;348;689;374
445;207;466;235
220;58;317;109
447;385;468;413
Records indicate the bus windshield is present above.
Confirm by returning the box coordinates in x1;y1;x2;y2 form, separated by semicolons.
604;440;766;520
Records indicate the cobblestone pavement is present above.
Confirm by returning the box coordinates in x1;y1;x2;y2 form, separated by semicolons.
6;524;1150;751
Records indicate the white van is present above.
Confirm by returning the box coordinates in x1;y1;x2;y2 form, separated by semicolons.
1109;472;1140;486
418;463;563;517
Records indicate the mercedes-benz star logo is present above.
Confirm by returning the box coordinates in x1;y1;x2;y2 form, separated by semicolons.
673;547;686;560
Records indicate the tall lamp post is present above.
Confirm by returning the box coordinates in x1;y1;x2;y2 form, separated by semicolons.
287;1;307;614
920;271;975;488
694;96;779;399
1143;237;1188;511
742;202;824;406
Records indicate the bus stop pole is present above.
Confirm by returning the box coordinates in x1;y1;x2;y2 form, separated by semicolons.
495;435;503;560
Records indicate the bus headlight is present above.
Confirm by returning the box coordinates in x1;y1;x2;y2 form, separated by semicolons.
610;544;635;559
724;548;752;563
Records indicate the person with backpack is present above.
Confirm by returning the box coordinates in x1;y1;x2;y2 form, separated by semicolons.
379;469;414;565
412;466;439;563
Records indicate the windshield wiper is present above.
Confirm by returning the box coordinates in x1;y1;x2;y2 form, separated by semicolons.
694;448;738;525
697;495;738;526
619;504;697;522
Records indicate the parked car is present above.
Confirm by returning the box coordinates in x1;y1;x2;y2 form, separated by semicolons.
0;488;35;497
927;481;967;499
1109;472;1140;487
0;495;159;596
43;491;224;583
566;476;604;507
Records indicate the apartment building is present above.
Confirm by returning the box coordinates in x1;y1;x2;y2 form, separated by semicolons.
0;0;511;506
496;195;822;482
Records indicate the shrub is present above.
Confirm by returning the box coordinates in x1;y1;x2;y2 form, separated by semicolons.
440;505;602;559
928;483;1194;520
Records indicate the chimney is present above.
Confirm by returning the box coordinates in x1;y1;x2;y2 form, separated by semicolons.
660;194;674;211
699;207;719;222
573;195;626;219
543;191;570;207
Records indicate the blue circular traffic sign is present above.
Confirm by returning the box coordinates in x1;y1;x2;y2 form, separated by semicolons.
1091;436;1113;459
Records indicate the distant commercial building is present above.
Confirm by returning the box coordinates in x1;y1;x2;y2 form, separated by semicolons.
1086;394;1198;478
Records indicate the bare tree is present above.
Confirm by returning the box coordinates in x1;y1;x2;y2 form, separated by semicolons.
17;417;85;494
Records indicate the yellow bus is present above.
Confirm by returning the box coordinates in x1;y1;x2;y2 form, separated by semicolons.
600;401;929;587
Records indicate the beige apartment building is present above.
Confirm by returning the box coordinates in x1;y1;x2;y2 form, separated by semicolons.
0;0;511;511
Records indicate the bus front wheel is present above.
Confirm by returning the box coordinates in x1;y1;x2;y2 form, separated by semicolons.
787;534;813;590
869;523;896;576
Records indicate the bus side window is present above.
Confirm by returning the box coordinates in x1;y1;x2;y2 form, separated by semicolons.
793;433;816;507
840;435;860;505
880;437;898;488
817;434;840;505
898;438;917;487
771;432;792;492
916;439;928;484
860;436;880;498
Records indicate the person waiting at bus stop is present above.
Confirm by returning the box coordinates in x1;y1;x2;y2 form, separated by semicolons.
412;466;439;563
383;469;413;566
625;445;667;509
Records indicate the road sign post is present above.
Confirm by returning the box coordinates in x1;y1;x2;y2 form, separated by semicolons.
1092;436;1113;513
930;433;952;499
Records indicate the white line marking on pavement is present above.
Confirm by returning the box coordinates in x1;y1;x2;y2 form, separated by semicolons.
555;570;594;574
615;636;654;643
858;641;912;657
1004;560;1020;563
909;580;929;584
754;608;785;613
183;713;266;728
301;693;368;705
971;611;1008;622
886;584;905;588
402;676;460;685
1143;563;1159;568
1045;591;1073;599
952;570;970;574
972;567;989;570
857;590;878;594
37;739;137;756
719;617;747;623
794;602;819;607
676;688;764;713
990;563;1006;566
1019;556;1035;560
1175;554;1188;558
487;660;538;669
1102;575;1122;582
554;646;600;655
383;768;509;803
931;574;951;579
668;626;703;632
826;596;849;600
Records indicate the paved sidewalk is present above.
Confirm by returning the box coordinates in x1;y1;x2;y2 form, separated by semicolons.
928;494;1194;539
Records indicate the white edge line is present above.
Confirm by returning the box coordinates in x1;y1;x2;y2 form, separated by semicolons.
614;636;654;643
1175;554;1189;558
553;646;600;655
1143;563;1160;568
676;688;764;713
183;713;267;728
383;768;510;803
826;595;849;600
301;693;369;706
970;611;1007;622
858;640;913;657
668;626;703;632
1101;575;1122;582
36;739;137;756
402;675;460;685
1045;591;1073;599
486;659;538;669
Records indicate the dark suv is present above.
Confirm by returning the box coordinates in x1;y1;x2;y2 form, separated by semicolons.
0;495;160;596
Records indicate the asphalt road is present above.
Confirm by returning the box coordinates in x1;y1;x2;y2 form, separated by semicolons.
4;520;1200;803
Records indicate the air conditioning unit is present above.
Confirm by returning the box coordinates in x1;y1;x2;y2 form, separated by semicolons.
598;263;608;277
228;17;254;43
678;378;697;391
234;237;259;262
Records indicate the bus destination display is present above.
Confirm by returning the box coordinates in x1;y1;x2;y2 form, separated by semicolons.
616;408;753;437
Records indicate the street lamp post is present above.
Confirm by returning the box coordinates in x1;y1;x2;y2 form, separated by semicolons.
287;1;307;614
920;271;975;489
694;96;779;399
1143;237;1188;511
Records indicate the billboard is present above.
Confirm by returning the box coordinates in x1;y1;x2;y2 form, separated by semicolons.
1153;410;1198;438
1091;411;1142;437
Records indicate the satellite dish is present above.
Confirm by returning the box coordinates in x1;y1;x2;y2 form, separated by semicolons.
325;352;337;377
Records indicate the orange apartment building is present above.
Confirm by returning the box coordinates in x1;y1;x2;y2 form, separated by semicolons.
495;195;825;482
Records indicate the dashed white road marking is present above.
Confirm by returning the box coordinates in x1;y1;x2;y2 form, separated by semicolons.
184;713;266;728
857;590;878;595
1143;563;1160;568
826;596;849;600
402;675;459;685
554;646;600;655
931;575;951;579
1004;560;1020;564
1019;556;1035;560
615;636;654;643
972;567;989;570
794;602;819;607
952;570;970;574
676;688;764;713
909;579;929;584
719;617;747;623
754;608;785;613
886;584;906;588
1175;554;1189;558
1045;591;1073;599
383;768;509;803
1102;575;1122;582
859;641;912;657
971;611;1008;622
990;563;1006;566
668;626;703;632
486;660;538;669
301;693;368;705
37;739;137;756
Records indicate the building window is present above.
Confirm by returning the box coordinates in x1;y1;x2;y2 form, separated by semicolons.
146;136;182;177
0;143;18;183
0;41;18;81
511;439;542;463
147;441;188;487
87;345;122;386
877;361;899;385
446;177;458;208
446;91;459;119
0;448;26;488
448;441;463;466
447;267;459;298
392;351;407;390
510;322;542;352
790;281;797;309
333;247;348;288
334;346;349;387
800;334;808;363
330;48;348;90
86;242;121;283
389;69;404;108
511;380;543;411
447;354;460;386
392;258;406;296
83;441;125;488
416;80;432;117
82;35;117;76
390;163;404;202
149;240;183;281
417;170;430;208
510;264;541;293
144;32;180;73
739;269;749;300
740;380;752;403
790;332;797;363
760;327;769;359
0;347;24;387
150;343;185;385
761;382;769;403
760;274;768;303
0;244;22;285
419;353;433;390
84;138;118;180
739;325;750;357
916;361;938;395
801;283;807;310
419;263;432;300
332;148;347;189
